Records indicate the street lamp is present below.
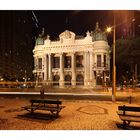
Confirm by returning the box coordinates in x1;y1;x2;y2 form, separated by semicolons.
106;27;112;33
106;18;116;102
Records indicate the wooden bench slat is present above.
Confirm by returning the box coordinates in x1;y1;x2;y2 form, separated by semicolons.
117;111;140;117
22;106;38;109
30;99;62;105
118;106;140;112
119;115;140;122
22;105;65;110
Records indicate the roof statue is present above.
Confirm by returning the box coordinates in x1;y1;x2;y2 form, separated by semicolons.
35;28;45;45
95;22;101;32
86;30;90;37
46;34;50;40
91;22;107;41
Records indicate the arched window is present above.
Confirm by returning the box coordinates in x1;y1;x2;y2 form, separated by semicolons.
53;75;60;85
76;74;84;85
64;75;71;85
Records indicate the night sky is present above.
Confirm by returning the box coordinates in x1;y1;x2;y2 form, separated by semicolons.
33;10;139;41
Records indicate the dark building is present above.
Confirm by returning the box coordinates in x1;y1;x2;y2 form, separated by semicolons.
0;11;38;81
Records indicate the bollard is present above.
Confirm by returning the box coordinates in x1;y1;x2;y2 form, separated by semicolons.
40;87;45;99
129;96;132;104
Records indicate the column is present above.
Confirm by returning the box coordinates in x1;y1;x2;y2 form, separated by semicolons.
42;56;44;81
95;54;97;65
107;55;110;70
34;57;36;70
89;52;93;87
35;72;38;86
48;53;52;82
84;52;88;86
104;71;106;86
71;53;76;86
92;53;96;87
44;54;47;81
101;54;104;67
59;53;64;87
89;52;93;81
35;57;38;70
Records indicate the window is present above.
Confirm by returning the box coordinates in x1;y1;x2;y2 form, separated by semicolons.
64;56;71;68
97;55;101;67
76;55;83;67
104;55;106;67
53;57;60;68
38;58;42;69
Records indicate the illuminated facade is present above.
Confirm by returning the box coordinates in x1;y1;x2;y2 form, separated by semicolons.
33;23;110;87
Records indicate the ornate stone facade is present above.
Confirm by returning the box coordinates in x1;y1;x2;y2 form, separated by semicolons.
33;23;110;88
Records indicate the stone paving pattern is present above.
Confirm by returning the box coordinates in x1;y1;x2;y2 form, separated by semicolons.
0;97;140;130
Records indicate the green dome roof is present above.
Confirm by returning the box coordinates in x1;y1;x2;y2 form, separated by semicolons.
92;22;107;41
35;34;44;45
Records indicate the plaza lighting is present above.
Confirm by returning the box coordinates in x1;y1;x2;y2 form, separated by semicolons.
106;18;116;102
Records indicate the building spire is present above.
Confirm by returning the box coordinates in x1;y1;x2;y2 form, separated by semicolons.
95;22;101;32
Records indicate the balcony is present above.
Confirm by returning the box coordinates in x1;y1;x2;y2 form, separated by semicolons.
52;68;59;72
64;68;72;72
93;63;109;71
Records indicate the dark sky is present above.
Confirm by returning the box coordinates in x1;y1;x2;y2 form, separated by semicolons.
34;10;113;38
33;10;139;41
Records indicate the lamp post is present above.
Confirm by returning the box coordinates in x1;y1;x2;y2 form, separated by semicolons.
112;17;116;102
106;17;116;102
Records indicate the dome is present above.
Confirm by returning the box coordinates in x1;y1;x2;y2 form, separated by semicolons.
35;34;44;45
91;22;107;41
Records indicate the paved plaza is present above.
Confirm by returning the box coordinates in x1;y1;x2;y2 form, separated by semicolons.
0;89;140;130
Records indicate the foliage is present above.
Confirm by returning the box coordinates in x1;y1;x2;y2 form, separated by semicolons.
116;37;140;65
115;36;140;85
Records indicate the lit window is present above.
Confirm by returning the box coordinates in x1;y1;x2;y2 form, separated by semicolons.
97;55;101;67
76;55;83;67
38;58;42;69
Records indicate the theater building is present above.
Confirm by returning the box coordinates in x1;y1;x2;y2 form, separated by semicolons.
33;22;110;88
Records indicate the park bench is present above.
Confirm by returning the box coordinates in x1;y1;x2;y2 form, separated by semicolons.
117;105;140;129
22;99;65;118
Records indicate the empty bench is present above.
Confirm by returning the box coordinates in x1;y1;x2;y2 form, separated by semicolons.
117;105;140;129
22;99;65;117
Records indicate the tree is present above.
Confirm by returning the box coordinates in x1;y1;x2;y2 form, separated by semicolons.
115;36;140;87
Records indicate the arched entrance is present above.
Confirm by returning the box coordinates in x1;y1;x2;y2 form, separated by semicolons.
53;75;60;85
64;75;71;85
96;73;103;85
76;74;84;85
